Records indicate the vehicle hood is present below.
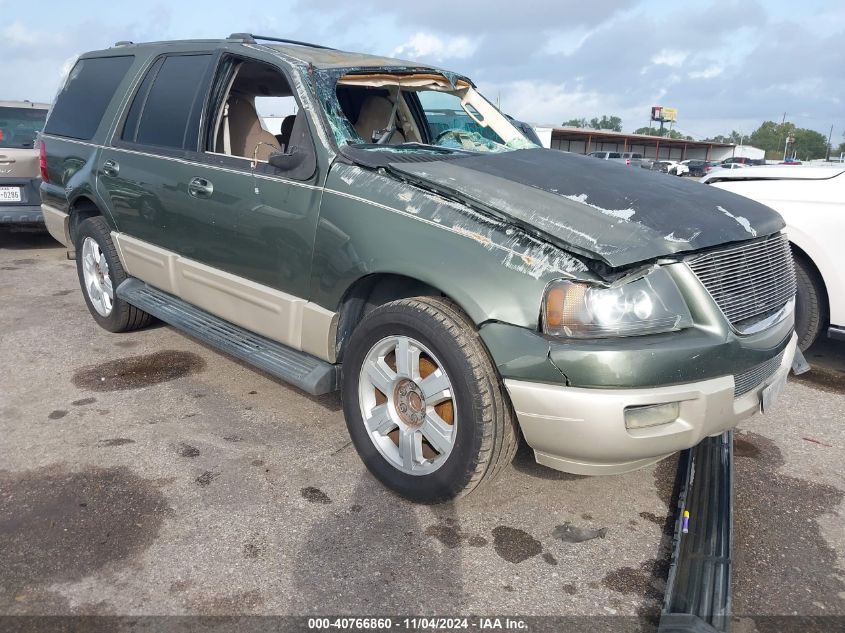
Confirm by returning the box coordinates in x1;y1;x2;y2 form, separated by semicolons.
388;148;785;268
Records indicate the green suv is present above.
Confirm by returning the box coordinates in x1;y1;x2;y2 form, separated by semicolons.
41;34;797;502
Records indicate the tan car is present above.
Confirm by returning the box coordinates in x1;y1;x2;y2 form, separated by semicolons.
0;100;50;228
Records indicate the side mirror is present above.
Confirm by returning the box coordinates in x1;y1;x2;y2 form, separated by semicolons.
268;148;306;171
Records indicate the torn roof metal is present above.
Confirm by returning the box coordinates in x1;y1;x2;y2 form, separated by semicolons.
263;44;423;69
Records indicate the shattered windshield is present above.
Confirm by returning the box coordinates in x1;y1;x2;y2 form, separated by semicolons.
321;70;537;153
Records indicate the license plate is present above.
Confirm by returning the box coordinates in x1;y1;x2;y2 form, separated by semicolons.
0;186;22;202
761;370;787;413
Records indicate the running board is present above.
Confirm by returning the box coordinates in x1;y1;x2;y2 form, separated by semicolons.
116;278;341;395
659;431;733;633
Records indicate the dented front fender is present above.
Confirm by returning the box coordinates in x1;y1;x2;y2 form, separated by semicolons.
310;162;596;328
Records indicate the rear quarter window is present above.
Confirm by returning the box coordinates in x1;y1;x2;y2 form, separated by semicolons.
45;55;134;141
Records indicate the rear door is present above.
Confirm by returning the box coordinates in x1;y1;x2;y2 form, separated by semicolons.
96;52;217;253
186;53;321;298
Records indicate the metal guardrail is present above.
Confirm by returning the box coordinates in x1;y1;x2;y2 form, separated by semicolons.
659;431;733;633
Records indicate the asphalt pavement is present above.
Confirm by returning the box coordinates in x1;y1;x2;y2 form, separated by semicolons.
1;230;842;626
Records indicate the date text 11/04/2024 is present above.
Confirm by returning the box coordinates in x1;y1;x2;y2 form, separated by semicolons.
307;617;528;630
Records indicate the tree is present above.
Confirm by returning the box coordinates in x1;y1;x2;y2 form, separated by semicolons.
749;121;791;158
704;130;746;144
562;115;622;131
633;126;692;140
791;128;828;160
588;115;623;132
749;120;829;160
562;117;588;128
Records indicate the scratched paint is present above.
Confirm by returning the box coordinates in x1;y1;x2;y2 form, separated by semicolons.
326;163;587;282
716;205;757;237
561;193;636;222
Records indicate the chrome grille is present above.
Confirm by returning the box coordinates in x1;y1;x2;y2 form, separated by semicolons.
689;234;796;330
734;350;785;398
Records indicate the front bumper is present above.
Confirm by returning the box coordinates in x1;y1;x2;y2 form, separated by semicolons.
0;204;43;226
505;333;797;475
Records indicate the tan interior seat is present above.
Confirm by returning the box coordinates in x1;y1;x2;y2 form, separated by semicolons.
354;95;406;144
276;114;296;151
226;95;280;161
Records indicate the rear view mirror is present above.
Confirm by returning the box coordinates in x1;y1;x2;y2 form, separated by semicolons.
268;148;306;171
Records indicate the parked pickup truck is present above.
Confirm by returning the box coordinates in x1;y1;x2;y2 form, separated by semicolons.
41;34;797;502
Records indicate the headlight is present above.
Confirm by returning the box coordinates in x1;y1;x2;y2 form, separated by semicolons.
542;267;692;338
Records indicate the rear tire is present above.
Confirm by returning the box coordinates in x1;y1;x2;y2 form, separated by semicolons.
75;216;152;333
792;253;826;351
341;296;519;503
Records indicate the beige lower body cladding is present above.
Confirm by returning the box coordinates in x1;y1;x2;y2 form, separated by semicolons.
41;204;70;247
112;232;338;362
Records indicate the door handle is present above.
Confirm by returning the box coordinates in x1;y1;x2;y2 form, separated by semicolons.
188;177;214;198
102;159;119;177
0;156;15;165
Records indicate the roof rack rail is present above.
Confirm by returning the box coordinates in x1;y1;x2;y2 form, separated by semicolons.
227;33;333;50
113;40;134;47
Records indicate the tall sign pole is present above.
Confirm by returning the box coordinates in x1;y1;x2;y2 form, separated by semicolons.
826;124;834;161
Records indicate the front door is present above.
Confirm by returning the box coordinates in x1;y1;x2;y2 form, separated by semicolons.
188;53;322;300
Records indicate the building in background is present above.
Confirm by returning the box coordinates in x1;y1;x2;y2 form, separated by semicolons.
533;125;762;162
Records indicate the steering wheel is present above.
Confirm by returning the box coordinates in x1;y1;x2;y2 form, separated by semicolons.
433;129;466;147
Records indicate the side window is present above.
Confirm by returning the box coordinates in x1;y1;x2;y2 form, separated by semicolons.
121;54;213;150
203;57;316;180
255;95;298;144
45;56;134;140
417;91;504;145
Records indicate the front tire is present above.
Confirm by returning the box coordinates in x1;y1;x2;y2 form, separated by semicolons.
793;253;826;351
75;216;152;332
341;297;518;503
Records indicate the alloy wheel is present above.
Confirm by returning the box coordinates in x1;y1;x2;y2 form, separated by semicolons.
81;237;114;317
358;335;457;475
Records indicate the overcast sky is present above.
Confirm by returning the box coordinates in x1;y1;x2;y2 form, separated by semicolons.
3;0;842;139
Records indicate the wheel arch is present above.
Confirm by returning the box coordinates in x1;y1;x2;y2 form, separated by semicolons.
790;240;830;323
334;272;482;362
68;195;106;245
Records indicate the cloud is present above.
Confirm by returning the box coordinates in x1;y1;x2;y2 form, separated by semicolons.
392;32;477;62
650;49;688;67
3;20;47;47
688;66;724;80
298;0;639;35
489;80;606;124
1;0;840;141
